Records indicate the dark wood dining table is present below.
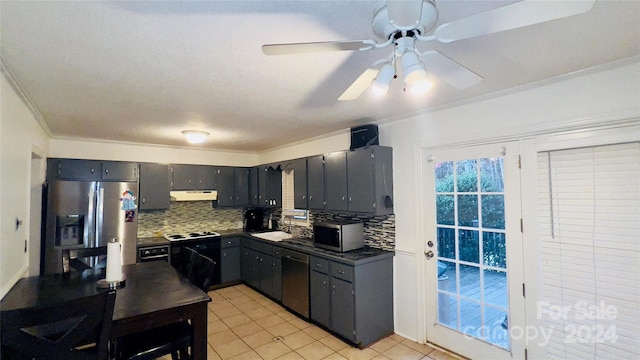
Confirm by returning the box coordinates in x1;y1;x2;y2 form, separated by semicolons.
0;261;211;360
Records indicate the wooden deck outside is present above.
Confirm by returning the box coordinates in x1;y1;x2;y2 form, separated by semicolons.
437;263;510;349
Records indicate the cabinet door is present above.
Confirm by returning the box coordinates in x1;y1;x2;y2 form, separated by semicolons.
267;167;282;207
259;254;274;297
235;168;249;206
331;277;355;342
171;164;198;190
310;270;331;328
272;257;282;302
215;167;235;207
198;165;216;189
56;159;102;180
102;161;138;181
242;248;259;288
249;167;260;206
307;155;325;210
293;158;308;209
259;166;269;206
138;163;170;210
347;149;374;213
221;246;241;283
324;151;348;211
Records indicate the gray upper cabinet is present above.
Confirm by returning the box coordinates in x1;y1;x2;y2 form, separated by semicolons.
48;159;138;181
234;168;250;206
102;161;138;181
214;166;235;207
324;151;348;211
249;167;260;206
347;146;394;215
307;155;325;210
217;167;249;207
292;158;308;209
251;165;281;207
171;164;215;190
138;163;170;210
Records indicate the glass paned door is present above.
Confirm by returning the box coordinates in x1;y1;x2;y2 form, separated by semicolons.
436;158;509;348
423;142;525;359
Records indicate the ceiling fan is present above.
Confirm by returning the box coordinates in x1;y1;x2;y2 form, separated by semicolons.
262;0;596;100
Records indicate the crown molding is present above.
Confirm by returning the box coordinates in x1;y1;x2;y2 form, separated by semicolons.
0;57;51;136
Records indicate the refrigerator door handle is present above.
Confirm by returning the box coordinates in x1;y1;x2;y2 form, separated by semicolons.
86;183;96;248
96;186;105;248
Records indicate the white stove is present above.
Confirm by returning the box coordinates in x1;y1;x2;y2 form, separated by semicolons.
163;231;221;242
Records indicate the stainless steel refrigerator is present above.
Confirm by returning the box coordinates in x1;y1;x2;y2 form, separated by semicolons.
42;180;138;275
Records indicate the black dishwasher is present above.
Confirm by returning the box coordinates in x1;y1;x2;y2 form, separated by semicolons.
281;249;310;318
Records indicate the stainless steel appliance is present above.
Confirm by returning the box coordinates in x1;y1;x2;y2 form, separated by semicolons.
281;249;309;319
42;180;138;275
138;245;170;263
165;232;222;289
313;221;364;252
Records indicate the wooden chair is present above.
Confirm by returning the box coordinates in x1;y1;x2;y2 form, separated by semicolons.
62;246;108;273
1;290;116;360
115;253;218;360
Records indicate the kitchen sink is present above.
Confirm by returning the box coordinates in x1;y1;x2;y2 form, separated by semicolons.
252;231;292;242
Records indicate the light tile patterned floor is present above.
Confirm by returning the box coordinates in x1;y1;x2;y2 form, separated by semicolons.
160;284;464;360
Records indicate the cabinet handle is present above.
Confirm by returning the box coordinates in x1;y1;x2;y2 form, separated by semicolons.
105;169;109;174
338;270;345;274
342;196;346;201
309;195;313;200
91;168;95;174
349;197;352;203
142;198;146;204
315;264;322;267
323;280;326;285
302;195;306;200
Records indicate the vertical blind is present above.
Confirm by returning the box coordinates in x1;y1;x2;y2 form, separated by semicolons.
537;142;640;359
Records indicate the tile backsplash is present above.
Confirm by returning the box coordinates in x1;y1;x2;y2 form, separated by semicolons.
138;203;395;251
267;209;395;251
137;202;244;237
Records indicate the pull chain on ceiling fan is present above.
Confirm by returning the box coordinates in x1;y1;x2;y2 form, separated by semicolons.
262;0;596;101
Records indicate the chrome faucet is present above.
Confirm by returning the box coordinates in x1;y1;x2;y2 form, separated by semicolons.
284;215;293;234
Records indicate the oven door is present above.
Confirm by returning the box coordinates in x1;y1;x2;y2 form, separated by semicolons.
170;238;221;288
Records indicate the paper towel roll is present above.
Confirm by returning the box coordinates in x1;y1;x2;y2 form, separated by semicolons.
105;241;123;282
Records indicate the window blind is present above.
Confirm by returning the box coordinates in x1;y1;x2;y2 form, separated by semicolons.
537;142;640;359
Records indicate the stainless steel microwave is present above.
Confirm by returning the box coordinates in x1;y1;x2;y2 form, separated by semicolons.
313;221;364;252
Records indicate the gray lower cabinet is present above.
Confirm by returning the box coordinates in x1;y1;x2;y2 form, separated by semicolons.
309;255;393;346
242;238;282;301
241;248;260;289
221;237;242;283
138;163;170;210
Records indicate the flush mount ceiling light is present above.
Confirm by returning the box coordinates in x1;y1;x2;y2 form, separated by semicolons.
181;130;209;144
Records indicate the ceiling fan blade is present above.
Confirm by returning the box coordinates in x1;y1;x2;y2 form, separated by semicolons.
386;0;424;30
434;0;596;43
262;40;372;55
338;68;380;101
422;51;482;90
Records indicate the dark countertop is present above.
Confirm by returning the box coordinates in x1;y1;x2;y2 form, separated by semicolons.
138;229;394;266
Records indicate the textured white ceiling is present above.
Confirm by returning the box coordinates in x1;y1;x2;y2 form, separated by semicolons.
1;1;638;151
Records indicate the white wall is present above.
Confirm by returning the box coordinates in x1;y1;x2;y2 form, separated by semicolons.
261;59;640;342
49;138;259;166
0;71;50;297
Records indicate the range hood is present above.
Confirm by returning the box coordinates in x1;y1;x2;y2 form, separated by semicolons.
170;190;218;202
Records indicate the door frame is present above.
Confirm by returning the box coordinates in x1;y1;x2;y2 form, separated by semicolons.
418;141;527;359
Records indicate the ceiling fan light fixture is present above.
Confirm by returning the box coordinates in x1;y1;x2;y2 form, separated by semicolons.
401;51;432;95
181;130;209;144
370;63;395;96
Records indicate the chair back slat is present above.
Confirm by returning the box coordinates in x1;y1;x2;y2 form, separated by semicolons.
1;290;116;360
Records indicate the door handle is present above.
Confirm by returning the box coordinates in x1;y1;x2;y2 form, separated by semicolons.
425;250;434;259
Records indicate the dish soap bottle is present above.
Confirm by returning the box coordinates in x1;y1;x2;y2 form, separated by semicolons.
267;213;272;230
